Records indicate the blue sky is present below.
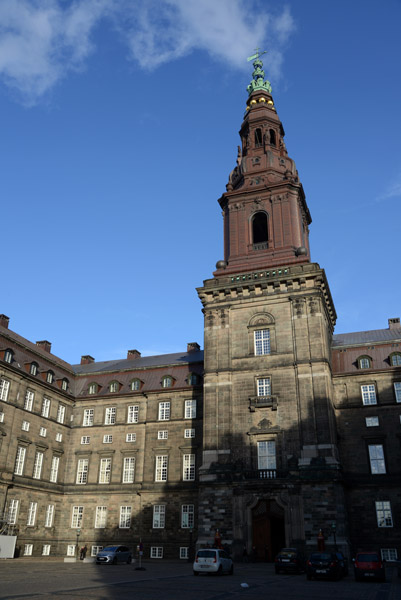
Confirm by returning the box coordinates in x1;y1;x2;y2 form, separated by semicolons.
1;0;400;364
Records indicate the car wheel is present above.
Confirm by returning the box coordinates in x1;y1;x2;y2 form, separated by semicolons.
193;571;199;576
217;566;223;576
112;557;117;565
127;556;132;564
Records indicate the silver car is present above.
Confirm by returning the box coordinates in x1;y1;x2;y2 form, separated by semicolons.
96;545;132;564
193;549;233;575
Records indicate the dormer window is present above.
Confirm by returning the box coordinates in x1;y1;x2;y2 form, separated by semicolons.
189;373;199;386
88;383;98;395
254;128;263;148
358;356;371;369
46;370;54;384
61;378;68;391
390;353;401;367
131;379;141;391
161;376;173;389
30;362;38;376
109;381;119;393
4;349;13;364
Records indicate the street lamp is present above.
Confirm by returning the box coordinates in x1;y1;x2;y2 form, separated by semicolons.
76;528;81;559
331;522;337;551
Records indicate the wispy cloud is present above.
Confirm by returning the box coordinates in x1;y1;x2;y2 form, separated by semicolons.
376;176;401;202
0;0;296;105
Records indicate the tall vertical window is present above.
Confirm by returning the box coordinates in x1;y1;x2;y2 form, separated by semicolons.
24;390;34;411
155;455;168;481
162;376;173;388
56;404;65;424
95;506;107;528
252;212;268;248
105;407;116;425
390;353;401;366
24;544;33;556
21;420;30;431
131;379;141;391
183;454;195;481
39;427;47;437
254;329;271;355
184;400;196;419
376;501;393;527
257;441;276;470
14;446;26;476
27;502;37;526
181;504;194;528
32;451;44;479
358;357;371;369
50;455;60;483
0;378;10;401
394;382;401;403
158;402;170;421
368;444;386;474
8;499;19;524
71;506;84;528
122;457;135;483
119;506;132;529
45;504;55;527
153;505;165;528
257;378;271;396
42;544;51;556
46;371;54;384
127;405;139;423
361;385;377;405
4;349;13;363
99;458;112;483
61;378;68;391
83;409;94;426
41;397;51;418
76;458;89;484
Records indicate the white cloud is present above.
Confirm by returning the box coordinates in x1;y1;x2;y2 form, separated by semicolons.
0;0;296;104
377;177;401;202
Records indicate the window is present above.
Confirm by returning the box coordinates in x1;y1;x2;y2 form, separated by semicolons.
55;432;62;442
103;434;113;444
189;373;199;386
122;456;135;483
269;129;276;146
155;455;168;481
71;506;84;528
257;440;276;470
61;378;68;391
46;371;54;384
254;329;271;355
91;546;103;557
0;411;4;423
252;212;268;248
184;399;196;419
127;405;139;423
81;436;90;445
358;356;371;369
4;349;13;363
88;383;97;395
158;402;170;421
150;547;163;559
76;458;89;484
21;420;30;431
0;378;10;401
24;390;34;411
8;499;19;524
185;428;195;438
158;430;168;440
45;504;54;528
67;545;76;556
95;506;107;528
39;427;47;437
56;404;65;423
109;381;119;393
366;416;379;427
181;504;194;528
153;505;165;528
183;454;195;481
14;446;26;476
42;544;51;556
368;444;386;474
126;433;136;442
41;397;51;418
376;501;393;527
33;451;44;479
105;407;116;425
50;455;59;483
131;379;141;391
30;362;38;376
162;376;173;388
24;544;33;556
361;384;377;405
394;382;401;403
254;128;262;147
99;458;112;483
83;409;94;426
119;506;132;529
381;548;398;561
257;378;271;397
390;353;401;366
27;502;37;526
180;547;189;559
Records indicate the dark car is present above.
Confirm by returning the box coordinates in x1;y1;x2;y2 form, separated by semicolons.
306;552;347;580
275;548;305;574
96;545;132;564
353;551;385;582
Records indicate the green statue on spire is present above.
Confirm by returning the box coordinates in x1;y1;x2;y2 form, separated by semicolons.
246;48;272;95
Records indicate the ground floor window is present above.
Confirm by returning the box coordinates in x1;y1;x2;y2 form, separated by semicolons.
42;545;51;556
91;546;103;557
24;544;33;556
67;545;76;556
180;547;189;559
150;546;163;559
381;548;398;561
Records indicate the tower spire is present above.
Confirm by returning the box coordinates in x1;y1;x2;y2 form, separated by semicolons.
246;49;272;96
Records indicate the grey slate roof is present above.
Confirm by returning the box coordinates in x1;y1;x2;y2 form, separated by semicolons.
332;327;401;347
72;350;204;375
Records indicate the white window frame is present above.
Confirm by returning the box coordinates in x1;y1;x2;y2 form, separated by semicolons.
153;505;165;528
8;499;19;524
14;446;26;476
71;506;84;528
4;349;13;364
76;458;89;484
361;384;377;405
181;504;194;528
103;434;113;444
394;382;401;403
131;379;140;391
95;506;107;528
150;546;163;558
81;436;90;445
27;502;37;526
381;548;398;561
24;544;33;556
45;504;54;528
21;420;30;431
122;456;135;483
46;371;54;384
183;454;195;481
359;357;371;369
32;451;44;479
257;377;271;397
50;455;60;483
126;433;136;442
99;458;112;484
105;407;116;425
41;397;51;418
55;432;62;442
180;547;189;559
61;379;68;391
184;399;196;419
119;506;132;529
254;329;271;355
91;545;103;557
39;426;47;437
376;501;393;527
56;404;65;424
24;390;34;411
42;544;51;556
158;430;168;440
158;402;170;421
365;416;379;427
0;411;4;423
109;381;119;393
67;545;76;556
162;376;172;388
88;383;97;395
0;378;10;401
127;405;139;423
155;455;168;481
184;428;195;438
83;409;94;426
257;440;277;470
368;444;386;474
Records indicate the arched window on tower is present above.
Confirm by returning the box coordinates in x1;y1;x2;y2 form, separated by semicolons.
252;212;268;250
269;129;276;146
255;128;263;148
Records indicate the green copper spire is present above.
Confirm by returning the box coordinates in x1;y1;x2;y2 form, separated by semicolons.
246;48;272;95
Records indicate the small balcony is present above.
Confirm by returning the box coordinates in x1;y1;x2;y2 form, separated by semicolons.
243;469;283;480
253;242;268;251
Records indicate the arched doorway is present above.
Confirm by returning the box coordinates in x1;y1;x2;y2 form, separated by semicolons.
251;499;285;561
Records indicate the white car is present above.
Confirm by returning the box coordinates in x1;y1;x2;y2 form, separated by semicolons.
193;548;233;575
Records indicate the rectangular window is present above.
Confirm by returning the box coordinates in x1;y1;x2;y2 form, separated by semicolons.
56;404;65;424
381;548;398;561
394;382;401;403
24;544;33;556
95;506;107;528
24;390;34;411
83;409;94;426
257;378;271;396
39;427;47;437
180;547;189;559
361;384;377;405
185;428;195;438
181;504;194;528
103;434;113;444
0;411;4;423
21;420;30;431
254;329;271;355
41;397;51;418
71;506;84;528
123;456;135;483
158;430;168;439
119;506;132;529
99;458;112;483
127;405;139;423
14;446;26;476
55;432;62;442
376;501;393;527
183;454;195;481
0;378;10;401
153;505;165;528
126;433;136;442
8;499;19;524
366;416;379;427
155;455;168;481
257;440;277;470
27;502;37;526
105;407;116;425
81;436;90;445
184;400;196;419
76;458;89;484
42;544;51;556
150;547;163;559
368;444;386;474
50;455;60;483
67;545;76;556
32;451;44;479
158;402;170;421
91;545;103;557
45;504;54;528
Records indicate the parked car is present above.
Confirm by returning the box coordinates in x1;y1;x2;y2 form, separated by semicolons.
193;548;233;575
96;545;132;564
353;551;385;582
306;552;347;580
274;548;305;574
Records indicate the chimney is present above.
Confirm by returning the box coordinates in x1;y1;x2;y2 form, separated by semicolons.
127;349;141;360
36;340;52;353
187;342;200;353
0;314;10;329
388;317;400;330
81;355;95;365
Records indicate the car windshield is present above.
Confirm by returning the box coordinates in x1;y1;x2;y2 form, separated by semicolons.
310;553;331;560
197;550;216;558
358;554;379;561
103;546;118;552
